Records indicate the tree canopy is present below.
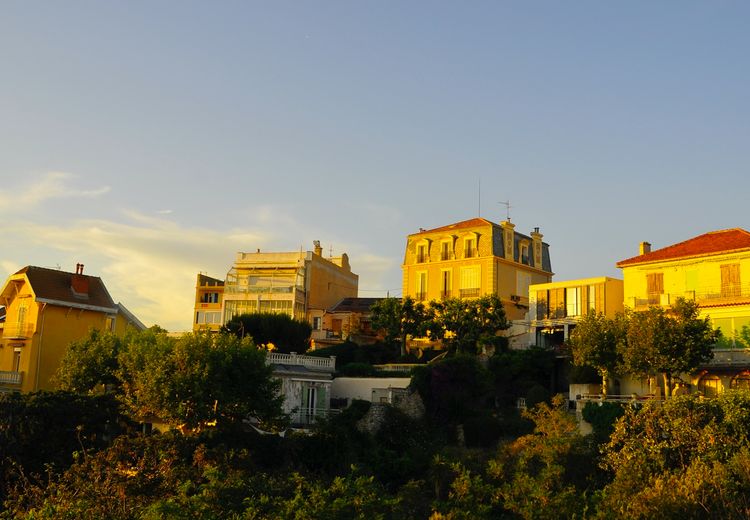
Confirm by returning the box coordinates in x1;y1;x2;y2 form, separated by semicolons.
223;312;312;354
567;311;627;397
624;297;719;397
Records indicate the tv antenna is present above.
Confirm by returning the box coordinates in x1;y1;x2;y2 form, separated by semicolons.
499;200;512;221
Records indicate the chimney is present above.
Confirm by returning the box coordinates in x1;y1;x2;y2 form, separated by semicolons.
639;242;651;255
313;240;323;256
71;263;89;296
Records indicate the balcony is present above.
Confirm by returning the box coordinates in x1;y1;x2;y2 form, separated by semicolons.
631;285;750;310
416;254;428;263
460;288;480;298
3;324;34;339
0;371;22;386
288;408;340;427
464;248;477;258
266;352;336;371
701;348;750;369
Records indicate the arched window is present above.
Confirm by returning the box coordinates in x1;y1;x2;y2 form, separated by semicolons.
731;373;750;391
698;374;721;397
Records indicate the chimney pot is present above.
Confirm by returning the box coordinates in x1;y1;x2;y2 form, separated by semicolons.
640;242;652;255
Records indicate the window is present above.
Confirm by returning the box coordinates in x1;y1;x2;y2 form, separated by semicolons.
520;243;530;264
417;272;428;301
536;290;549;320
417;244;427;263
732;373;750;390
12;349;22;372
646;273;664;304
698;375;720;397
441;241;451;261
464;238;477;258
721;264;741;298
312;317;322;330
459;266;480;298
516;273;531;301
566;287;580;317
105;316;115;331
548;288;565;318
201;292;219;304
441;270;452;299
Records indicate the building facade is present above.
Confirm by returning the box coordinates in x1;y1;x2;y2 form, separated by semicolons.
193;242;358;331
617;229;750;396
402;218;553;322
0;265;145;393
529;276;624;349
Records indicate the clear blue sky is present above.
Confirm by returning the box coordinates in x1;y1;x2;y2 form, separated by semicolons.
2;2;749;331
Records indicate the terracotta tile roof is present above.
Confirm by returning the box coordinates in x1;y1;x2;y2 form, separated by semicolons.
15;266;117;311
411;217;495;235
617;229;750;267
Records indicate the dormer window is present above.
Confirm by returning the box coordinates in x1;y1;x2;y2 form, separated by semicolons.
520;242;530;264
417;244;428;263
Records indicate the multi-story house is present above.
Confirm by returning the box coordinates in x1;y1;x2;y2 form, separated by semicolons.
529;276;624;349
193;241;358;331
402;218;553;328
194;274;224;332
617;229;750;396
0;264;145;393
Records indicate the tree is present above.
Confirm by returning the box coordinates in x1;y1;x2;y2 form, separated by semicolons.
55;328;124;393
598;392;750;518
429;295;510;354
624;298;719;397
370;297;431;357
223;312;312;354
117;331;284;430
567;312;627;398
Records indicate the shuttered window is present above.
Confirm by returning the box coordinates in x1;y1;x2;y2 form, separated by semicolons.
721;264;741;297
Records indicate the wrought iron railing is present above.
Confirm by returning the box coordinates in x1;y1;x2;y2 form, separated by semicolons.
0;371;22;386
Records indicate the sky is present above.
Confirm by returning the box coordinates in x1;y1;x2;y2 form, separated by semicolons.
1;2;749;331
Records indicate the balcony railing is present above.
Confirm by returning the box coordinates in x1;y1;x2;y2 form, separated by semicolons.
460;288;480;298
224;285;295;294
464;248;477;258
2;324;34;339
440;252;452;261
632;285;750;310
288;407;340;427
266;352;336;371
416;254;428;263
415;292;427;302
0;371;22;386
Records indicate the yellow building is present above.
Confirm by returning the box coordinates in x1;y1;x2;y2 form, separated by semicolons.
194;274;224;332
617;229;750;396
194;241;358;331
0;264;145;393
402;218;553;322
529;276;624;349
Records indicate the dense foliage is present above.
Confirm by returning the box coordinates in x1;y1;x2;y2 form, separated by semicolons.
223;312;313;354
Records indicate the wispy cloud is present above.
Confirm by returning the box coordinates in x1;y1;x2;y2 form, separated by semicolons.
0;171;110;212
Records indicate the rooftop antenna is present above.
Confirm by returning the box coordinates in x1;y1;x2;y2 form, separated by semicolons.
478;178;481;217
499;200;512;221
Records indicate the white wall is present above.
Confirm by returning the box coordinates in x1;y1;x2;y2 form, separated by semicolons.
331;377;411;402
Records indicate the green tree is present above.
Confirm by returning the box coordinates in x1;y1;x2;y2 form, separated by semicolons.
598;391;750;518
429;295;510;354
117;331;284;430
371;296;431;357
223;312;312;354
55;328;123;393
624;298;719;397
567;312;627;398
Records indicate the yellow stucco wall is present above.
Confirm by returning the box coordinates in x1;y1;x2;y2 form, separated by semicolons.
401;220;551;321
620;251;750;342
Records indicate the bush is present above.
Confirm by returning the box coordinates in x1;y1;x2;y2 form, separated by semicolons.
463;412;504;448
581;401;625;442
526;384;551;408
568;363;600;384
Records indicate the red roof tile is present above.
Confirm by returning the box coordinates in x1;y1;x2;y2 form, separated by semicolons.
617;229;750;267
